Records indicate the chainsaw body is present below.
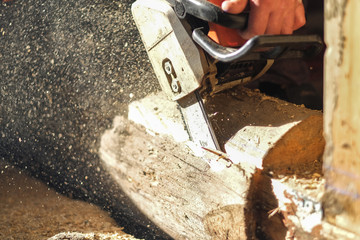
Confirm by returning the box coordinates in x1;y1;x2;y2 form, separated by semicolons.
132;0;209;101
132;0;323;149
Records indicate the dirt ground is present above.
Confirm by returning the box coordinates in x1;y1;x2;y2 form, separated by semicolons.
0;162;140;240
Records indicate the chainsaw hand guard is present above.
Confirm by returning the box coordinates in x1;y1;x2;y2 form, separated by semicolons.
169;0;323;60
192;28;324;62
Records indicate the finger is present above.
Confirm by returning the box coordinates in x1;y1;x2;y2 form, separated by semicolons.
281;3;296;34
239;2;270;39
293;3;306;30
265;11;285;35
281;14;295;34
281;17;295;34
221;0;248;14
266;0;297;35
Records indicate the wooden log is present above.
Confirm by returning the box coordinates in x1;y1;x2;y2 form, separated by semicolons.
100;115;256;239
204;88;324;169
251;115;325;239
100;87;325;239
205;88;326;239
323;0;360;238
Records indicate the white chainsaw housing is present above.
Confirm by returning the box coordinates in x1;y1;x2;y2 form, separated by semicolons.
132;0;209;101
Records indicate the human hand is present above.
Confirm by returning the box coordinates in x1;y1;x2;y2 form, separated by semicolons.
221;0;306;39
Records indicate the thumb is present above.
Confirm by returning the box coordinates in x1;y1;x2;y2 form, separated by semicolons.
221;0;248;14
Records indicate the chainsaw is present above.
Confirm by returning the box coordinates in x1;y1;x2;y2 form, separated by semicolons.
131;0;323;151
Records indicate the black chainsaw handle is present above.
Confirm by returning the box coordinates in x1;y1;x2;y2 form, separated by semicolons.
192;27;324;62
168;0;248;29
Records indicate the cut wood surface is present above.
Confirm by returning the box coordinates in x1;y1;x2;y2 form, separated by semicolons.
100;87;325;239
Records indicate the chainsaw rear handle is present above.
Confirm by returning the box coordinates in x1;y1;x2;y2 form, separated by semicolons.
192;28;324;62
168;0;248;29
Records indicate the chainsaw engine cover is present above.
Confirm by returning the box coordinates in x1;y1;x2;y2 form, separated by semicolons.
132;0;209;101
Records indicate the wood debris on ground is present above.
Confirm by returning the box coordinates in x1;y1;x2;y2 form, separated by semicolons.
0;163;141;240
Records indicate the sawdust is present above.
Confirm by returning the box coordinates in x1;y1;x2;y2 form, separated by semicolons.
0;163;140;240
